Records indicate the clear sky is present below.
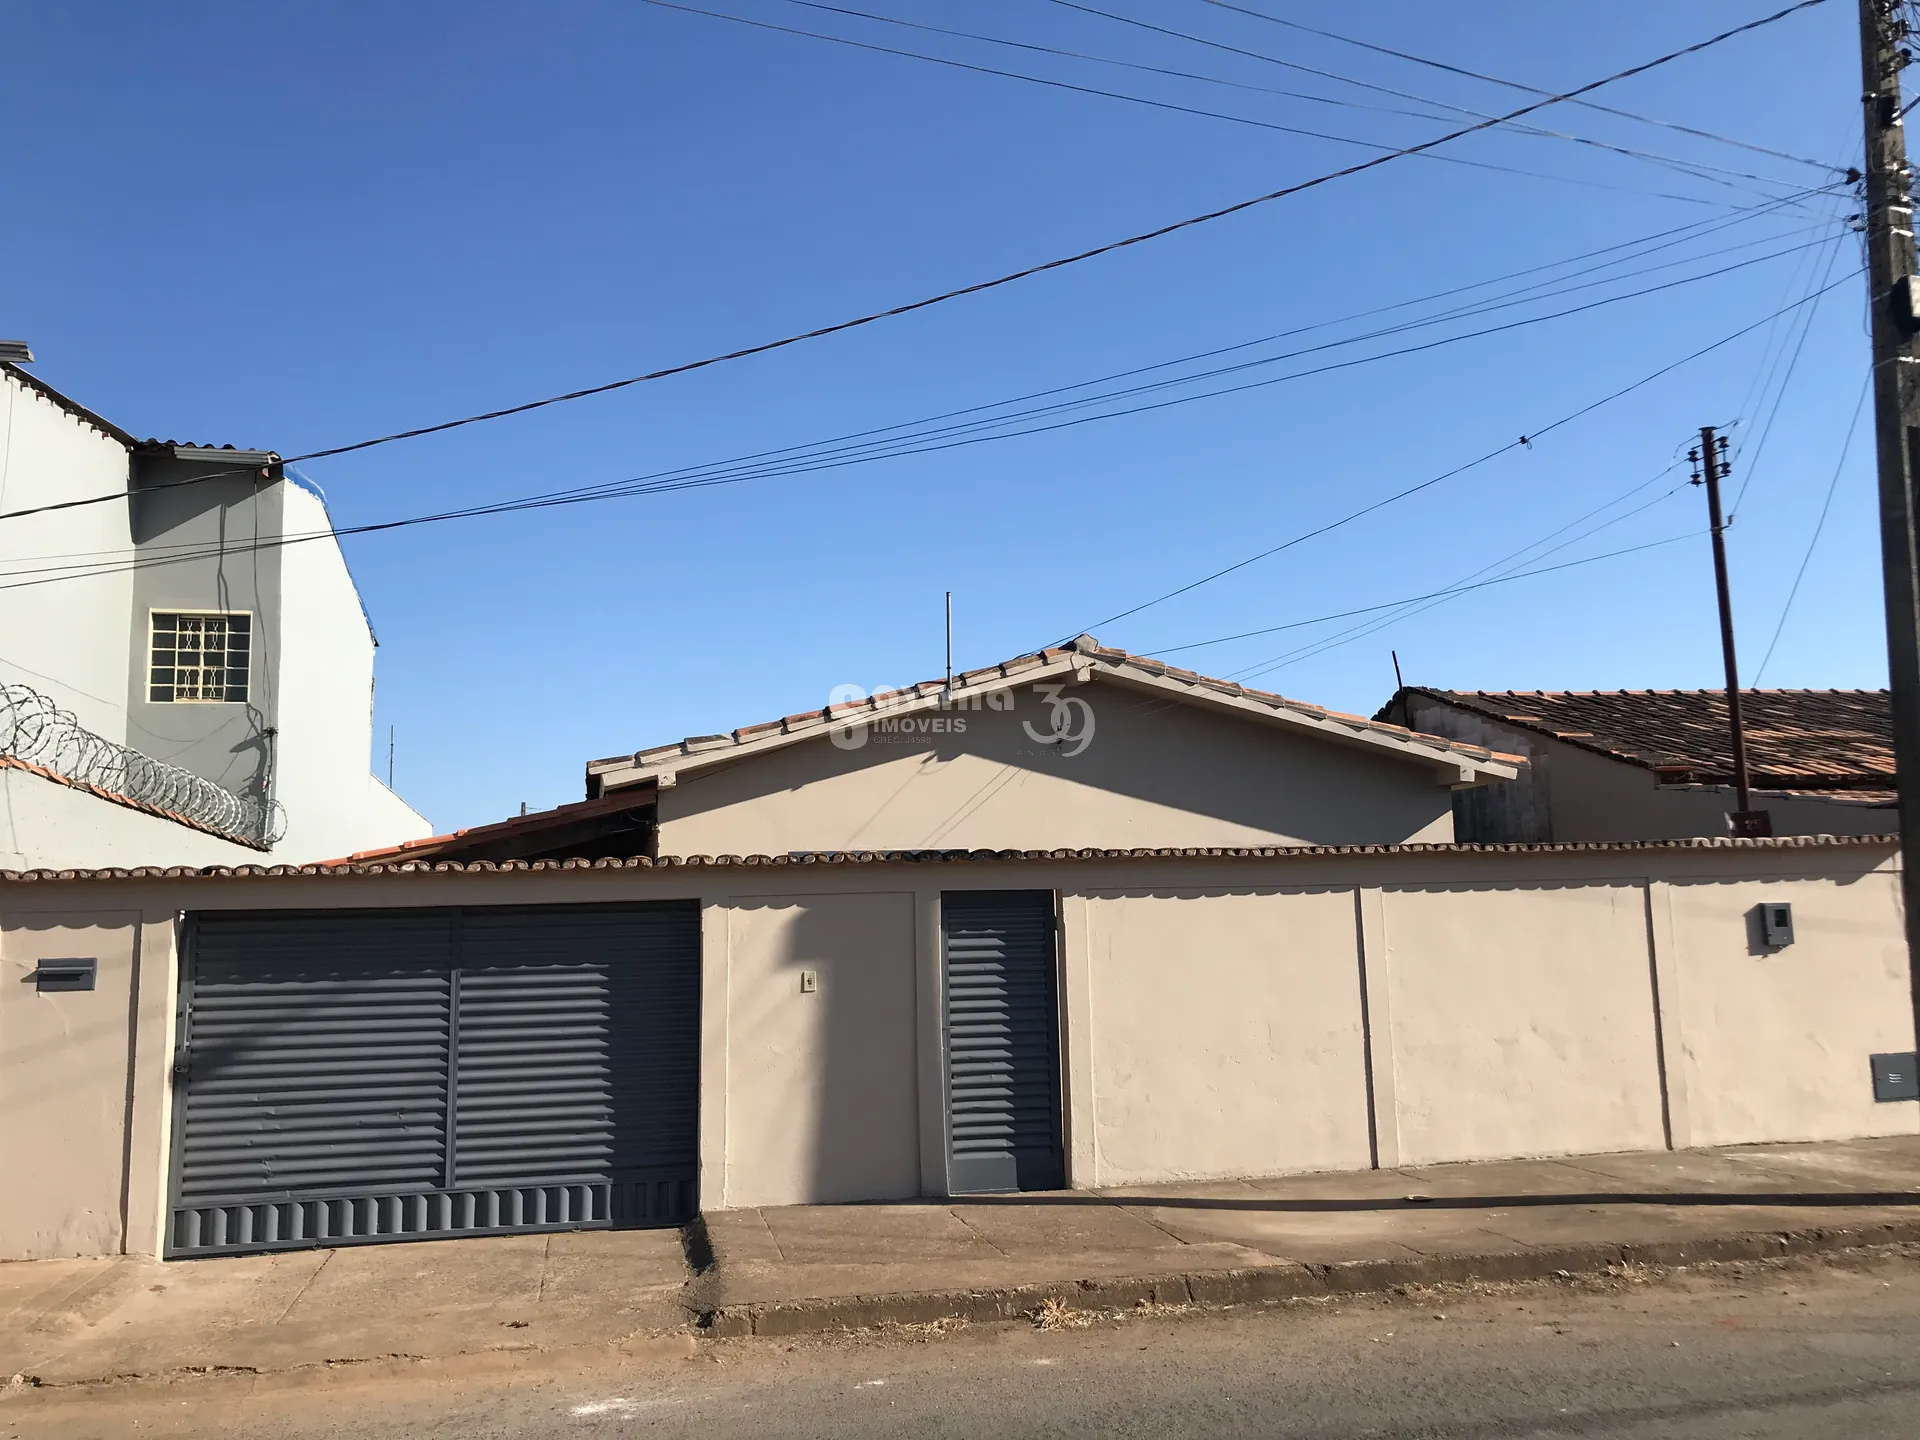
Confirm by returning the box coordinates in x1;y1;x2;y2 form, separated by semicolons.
0;1;1882;832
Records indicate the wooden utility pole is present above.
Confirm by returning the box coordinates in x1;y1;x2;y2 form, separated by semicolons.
1859;0;1920;1057
1691;426;1765;831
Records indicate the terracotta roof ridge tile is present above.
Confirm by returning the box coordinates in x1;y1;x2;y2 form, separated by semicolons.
4;832;1897;884
588;639;1520;791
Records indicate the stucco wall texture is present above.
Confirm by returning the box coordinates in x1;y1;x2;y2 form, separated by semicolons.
655;677;1460;856
2;842;1912;1260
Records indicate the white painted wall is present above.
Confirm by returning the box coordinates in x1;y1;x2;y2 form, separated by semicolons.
0;379;429;868
0;372;135;743
0;766;267;870
268;484;431;862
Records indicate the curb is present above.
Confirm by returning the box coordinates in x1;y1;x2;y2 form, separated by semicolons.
693;1218;1920;1338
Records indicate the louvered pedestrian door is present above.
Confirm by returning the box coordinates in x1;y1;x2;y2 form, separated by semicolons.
168;903;699;1258
941;890;1064;1194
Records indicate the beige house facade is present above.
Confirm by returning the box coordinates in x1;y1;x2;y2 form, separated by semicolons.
4;837;1912;1263
7;645;1911;1265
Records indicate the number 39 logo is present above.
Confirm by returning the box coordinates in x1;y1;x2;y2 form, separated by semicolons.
1022;683;1096;757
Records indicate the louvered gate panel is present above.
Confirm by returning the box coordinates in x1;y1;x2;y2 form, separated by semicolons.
168;903;700;1257
170;913;454;1256
941;891;1064;1194
457;905;699;1226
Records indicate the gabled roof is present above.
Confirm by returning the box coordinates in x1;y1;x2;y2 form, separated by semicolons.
586;636;1525;796
2;362;269;456
2;361;138;447
1388;687;1893;791
327;789;657;866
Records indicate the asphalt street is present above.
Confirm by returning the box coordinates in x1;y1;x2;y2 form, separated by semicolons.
7;1250;1919;1439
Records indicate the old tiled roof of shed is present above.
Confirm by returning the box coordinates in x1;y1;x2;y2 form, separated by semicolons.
1394;688;1893;790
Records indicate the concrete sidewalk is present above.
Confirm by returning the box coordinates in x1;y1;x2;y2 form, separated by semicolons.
6;1136;1919;1383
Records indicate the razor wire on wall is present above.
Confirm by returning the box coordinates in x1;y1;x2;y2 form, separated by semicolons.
1;683;285;847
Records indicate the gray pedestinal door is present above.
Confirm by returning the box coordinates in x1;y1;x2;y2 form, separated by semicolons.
941;890;1064;1194
167;902;699;1258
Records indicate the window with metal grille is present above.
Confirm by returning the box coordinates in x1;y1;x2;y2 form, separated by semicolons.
149;612;251;703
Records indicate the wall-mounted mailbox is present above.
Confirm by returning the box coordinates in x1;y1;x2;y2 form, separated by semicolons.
33;958;97;992
1872;1051;1919;1103
1759;902;1795;948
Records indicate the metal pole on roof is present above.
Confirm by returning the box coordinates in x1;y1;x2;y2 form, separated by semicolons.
945;591;953;704
1858;0;1920;1062
1690;427;1765;835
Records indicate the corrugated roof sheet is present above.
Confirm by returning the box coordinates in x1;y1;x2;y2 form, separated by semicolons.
1396;688;1894;789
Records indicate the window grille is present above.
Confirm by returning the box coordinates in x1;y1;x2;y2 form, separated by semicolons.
150;613;251;704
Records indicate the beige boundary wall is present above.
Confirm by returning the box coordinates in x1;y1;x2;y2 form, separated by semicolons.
2;838;1914;1260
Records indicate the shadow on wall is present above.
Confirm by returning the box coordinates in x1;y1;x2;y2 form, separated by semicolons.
734;893;919;1208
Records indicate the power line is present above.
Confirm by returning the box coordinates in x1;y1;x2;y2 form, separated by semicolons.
1229;480;1696;679
774;0;1471;124
1730;233;1850;514
255;0;1829;467
1199;0;1838;174
1141;532;1696;665
1052;0;1822;201
0;255;1860;597
1064;264;1858;639
1754;372;1872;682
0;182;1842;529
659;0;1786;206
777;0;1811;201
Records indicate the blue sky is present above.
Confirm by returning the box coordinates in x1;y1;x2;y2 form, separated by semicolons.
1;1;1881;831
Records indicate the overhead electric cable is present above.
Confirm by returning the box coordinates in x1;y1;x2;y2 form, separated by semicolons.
0;193;1845;530
1199;0;1838;174
1731;233;1849;513
1754;373;1872;682
1047;0;1820;197
1231;481;1696;677
773;0;1470;124
780;0;1801;199
1142;533;1696;666
654;0;1779;206
0;265;1856;601
1064;265;1857;639
243;0;1829;466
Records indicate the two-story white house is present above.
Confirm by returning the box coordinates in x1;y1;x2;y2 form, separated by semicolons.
0;352;431;867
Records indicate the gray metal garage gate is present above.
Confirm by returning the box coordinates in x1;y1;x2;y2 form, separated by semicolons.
166;902;700;1258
